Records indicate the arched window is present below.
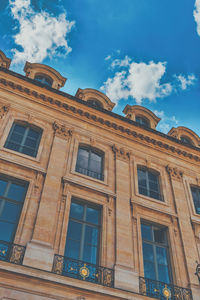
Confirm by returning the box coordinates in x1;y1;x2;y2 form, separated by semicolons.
87;99;103;109
135;116;150;127
180;136;193;146
34;74;53;87
137;167;163;201
76;146;104;180
5;122;42;157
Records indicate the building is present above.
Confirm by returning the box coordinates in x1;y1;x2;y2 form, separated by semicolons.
0;49;200;300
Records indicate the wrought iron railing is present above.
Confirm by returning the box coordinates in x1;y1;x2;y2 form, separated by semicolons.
0;240;25;265
75;166;104;181
52;255;114;287
139;277;193;300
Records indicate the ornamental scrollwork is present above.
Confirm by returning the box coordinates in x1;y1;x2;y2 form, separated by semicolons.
9;244;25;264
53;121;73;140
112;144;130;161
0;105;9;119
52;254;64;275
166;165;183;181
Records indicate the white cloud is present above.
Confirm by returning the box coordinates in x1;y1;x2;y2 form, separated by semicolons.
105;55;111;61
153;110;178;134
101;58;172;104
101;56;197;105
9;0;75;64
175;74;196;90
194;0;200;36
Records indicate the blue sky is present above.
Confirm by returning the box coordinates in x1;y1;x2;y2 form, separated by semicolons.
0;0;200;135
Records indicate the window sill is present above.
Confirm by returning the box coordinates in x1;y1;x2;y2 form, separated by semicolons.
0;147;41;163
70;169;108;186
133;192;169;206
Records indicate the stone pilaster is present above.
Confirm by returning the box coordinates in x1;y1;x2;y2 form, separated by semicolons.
112;145;138;293
23;121;72;271
166;165;200;299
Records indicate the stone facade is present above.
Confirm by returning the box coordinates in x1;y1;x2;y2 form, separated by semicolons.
0;51;200;300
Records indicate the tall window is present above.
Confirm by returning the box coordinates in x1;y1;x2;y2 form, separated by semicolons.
87;99;103;109
191;186;200;214
34;74;53;87
136;116;150;127
137;167;162;201
141;222;171;284
65;199;101;265
0;176;28;260
76;146;104;180
5;122;42;157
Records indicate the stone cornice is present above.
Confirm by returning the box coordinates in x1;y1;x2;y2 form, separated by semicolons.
0;75;200;163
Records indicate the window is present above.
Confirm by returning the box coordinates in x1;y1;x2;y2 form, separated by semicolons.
180;136;193;146
137;167;162;201
191;186;200;214
5;122;42;157
34;74;53;87
141;222;171;284
87;99;103;109
0;176;28;260
65;199;101;265
136;116;150;127
76;146;104;180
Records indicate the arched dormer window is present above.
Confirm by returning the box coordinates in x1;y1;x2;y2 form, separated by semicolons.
34;74;53;87
180;136;193;146
4;121;42;157
87;99;103;109
75;145;104;181
135;115;150;127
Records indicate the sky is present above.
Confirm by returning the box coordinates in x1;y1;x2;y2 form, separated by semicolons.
0;0;200;135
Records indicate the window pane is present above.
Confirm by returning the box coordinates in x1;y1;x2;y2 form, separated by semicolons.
158;264;170;283
83;244;97;264
84;225;98;245
148;172;158;182
24;137;37;148
0;221;15;242
13;124;26;135
86;206;100;225
76;148;89;169
141;224;152;241
138;169;147;187
22;146;35;157
154;228;166;244
156;246;168;264
89;158;102;174
9;132;24;144
28;128;40;139
70;202;84;220
67;220;82;241
191;187;200;214
6;142;21;152
65;239;80;259
144;261;156;280
142;242;154;262
0;201;21;222
0;179;8;197
7;183;26;202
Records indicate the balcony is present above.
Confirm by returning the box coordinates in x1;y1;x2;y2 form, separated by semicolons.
75;166;104;181
0;240;25;265
52;255;114;287
139;277;193;300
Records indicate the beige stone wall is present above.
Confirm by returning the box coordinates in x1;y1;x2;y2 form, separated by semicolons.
0;69;200;299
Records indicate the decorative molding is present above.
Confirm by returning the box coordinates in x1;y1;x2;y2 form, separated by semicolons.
52;121;73;140
112;144;130;161
34;171;44;195
1;77;200;162
52;255;64;275
0;105;9;119
166;165;183;181
9;244;25;264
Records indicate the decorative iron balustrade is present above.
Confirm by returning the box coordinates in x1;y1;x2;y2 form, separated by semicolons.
75;166;104;181
0;240;25;265
52;255;114;287
139;277;193;300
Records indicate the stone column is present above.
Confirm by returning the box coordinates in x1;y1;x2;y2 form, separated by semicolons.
23;121;72;271
166;165;200;300
112;145;138;293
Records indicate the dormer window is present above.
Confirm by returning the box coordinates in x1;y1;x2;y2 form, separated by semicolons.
180;136;193;146
34;74;53;87
87;99;103;109
136;116;150;127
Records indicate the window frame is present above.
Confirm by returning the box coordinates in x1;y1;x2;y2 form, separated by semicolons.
75;145;104;181
34;73;53;87
191;186;200;215
4;121;42;158
135;115;150;127
137;166;163;201
141;221;172;284
0;175;28;245
64;198;102;265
